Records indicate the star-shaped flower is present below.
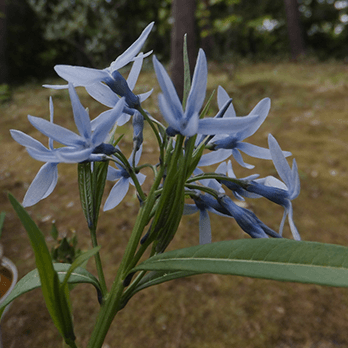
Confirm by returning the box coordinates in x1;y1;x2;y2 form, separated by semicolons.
44;22;154;115
153;50;261;137
103;147;146;211
10;85;125;206
246;134;301;240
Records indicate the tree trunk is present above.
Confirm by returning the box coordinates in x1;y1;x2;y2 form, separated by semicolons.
0;0;7;83
170;0;196;101
284;0;306;60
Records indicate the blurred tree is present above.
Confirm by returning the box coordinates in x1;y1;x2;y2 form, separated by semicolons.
284;0;306;59
0;0;7;83
170;0;197;101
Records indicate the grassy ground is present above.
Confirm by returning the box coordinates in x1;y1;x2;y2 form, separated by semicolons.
1;61;348;347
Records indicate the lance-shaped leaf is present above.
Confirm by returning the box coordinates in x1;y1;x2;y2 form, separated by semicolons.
132;239;348;287
0;263;103;316
8;194;75;343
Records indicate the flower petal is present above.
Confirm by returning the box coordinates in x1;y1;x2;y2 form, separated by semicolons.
103;177;130;211
22;163;58;207
68;84;92;140
185;49;207;118
199;209;211;244
92;98;125;146
54;65;109;86
268;134;292;188
217;86;236;117
28;115;85;147
198;115;260;135
86;82;120;108
110;22;154;71
10;130;48;151
153;55;183;120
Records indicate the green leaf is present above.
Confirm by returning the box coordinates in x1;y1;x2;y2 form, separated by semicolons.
0;263;102;316
78;162;94;228
0;211;5;239
92;161;109;227
8;194;75;342
133;239;348;287
61;246;101;290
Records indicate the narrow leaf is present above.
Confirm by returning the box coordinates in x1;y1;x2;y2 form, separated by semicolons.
133;239;348;287
8;194;75;340
61;246;101;290
92;161;109;226
0;264;102;317
78;162;94;228
0;211;5;238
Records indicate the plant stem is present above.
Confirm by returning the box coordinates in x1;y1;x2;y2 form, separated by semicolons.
89;226;108;296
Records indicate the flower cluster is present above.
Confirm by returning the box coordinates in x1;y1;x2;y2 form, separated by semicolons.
11;22;301;248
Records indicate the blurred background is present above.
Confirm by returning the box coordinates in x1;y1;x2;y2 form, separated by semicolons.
1;0;348;85
2;1;348;347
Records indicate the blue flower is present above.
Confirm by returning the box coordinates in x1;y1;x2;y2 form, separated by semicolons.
10;85;125;206
103;147;146;211
198;86;291;168
153;50;261;137
10;98;59;207
44;22;154;117
246;134;301;240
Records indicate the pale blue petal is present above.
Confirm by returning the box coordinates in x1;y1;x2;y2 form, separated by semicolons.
26;148;60;163
22;162;58;207
197;115;260;135
290;159;300;199
231;148;254;169
10;130;48;152
183;204;199;215
181;112;199;136
110;22;154;71
55;147;93;163
86;82;120;108
28;116;85;146
54;65;109;86
238;98;270;139
198;149;231;166
92;98;125;146
103;177;130;211
237;142;273;159
199;209;211;244
139;89;153;103
158;93;180;131
185;49;207;117
117;114;131;126
217;86;236;117
68;84;92;140
268;134;292;188
153;55;183;120
43;83;69;90
106;166;123;181
127;52;144;90
49;97;54;149
287;204;301;240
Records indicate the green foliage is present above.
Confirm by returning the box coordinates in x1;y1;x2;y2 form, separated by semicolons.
0;263;102;318
50;223;81;264
8;194;76;344
133;239;348;288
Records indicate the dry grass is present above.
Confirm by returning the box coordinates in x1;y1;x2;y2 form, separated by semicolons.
1;61;348;347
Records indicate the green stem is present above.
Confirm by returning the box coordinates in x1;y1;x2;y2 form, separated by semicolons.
89;226;108;296
87;150;169;348
137;106;165;163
